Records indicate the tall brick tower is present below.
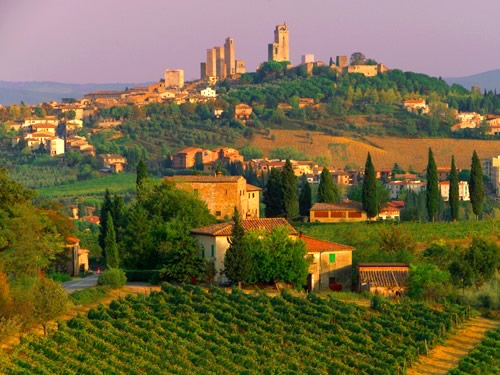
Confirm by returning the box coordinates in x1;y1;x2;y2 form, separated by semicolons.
224;37;236;77
268;23;289;62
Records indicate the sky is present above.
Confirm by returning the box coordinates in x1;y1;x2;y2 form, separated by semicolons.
1;0;499;83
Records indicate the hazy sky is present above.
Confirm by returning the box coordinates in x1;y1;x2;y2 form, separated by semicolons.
1;0;499;83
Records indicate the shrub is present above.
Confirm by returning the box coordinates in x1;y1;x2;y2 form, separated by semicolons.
47;272;72;283
70;287;109;305
97;268;126;288
125;270;160;284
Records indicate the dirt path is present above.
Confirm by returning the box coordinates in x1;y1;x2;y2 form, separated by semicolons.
0;285;160;353
408;316;500;375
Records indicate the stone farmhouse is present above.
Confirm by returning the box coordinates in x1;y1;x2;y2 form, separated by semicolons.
172;147;244;170
191;218;354;291
165;175;261;220
59;237;89;276
98;154;127;173
357;263;409;297
310;202;367;223
403;99;429;114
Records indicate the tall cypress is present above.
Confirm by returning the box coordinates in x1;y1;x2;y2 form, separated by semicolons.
298;174;312;217
99;189;113;253
224;209;251;288
449;155;459;221
282;159;299;219
136;159;149;199
264;168;284;217
426;148;439;222
104;213;119;268
318;168;339;203
362;152;378;219
469;150;484;220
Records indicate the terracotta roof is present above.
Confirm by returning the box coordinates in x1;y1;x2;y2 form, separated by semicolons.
166;175;243;183
176;147;203;154
358;263;409;288
66;236;80;244
404;99;425;104
79;216;100;224
387;201;405;209
301;235;354;252
246;184;262;192
310;201;363;211
191;218;297;236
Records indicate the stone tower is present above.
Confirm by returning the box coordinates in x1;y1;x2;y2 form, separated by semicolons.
268;23;289;62
224;37;236;77
215;46;226;80
206;48;217;79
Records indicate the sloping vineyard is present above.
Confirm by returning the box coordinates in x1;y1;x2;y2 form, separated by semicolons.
448;328;499;375
1;284;469;374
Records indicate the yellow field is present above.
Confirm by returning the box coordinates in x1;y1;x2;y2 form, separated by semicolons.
244;130;500;170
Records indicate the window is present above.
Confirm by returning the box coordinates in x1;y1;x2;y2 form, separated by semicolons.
215;211;222;217
329;254;336;263
211;245;215;257
252;193;255;198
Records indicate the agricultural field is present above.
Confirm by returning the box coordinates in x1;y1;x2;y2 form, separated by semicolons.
36;173;138;199
1;284;469;374
243;130;500;170
448;328;500;375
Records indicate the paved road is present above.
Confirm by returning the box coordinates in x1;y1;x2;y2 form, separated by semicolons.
63;274;99;294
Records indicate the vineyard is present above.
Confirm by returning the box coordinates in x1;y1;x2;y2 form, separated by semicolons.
448;328;500;375
1;284;469;374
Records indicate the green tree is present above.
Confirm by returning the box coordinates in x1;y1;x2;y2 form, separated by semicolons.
298;174;312;217
104;213;119;268
33;277;69;336
318;168;339;203
282;159;299;219
449;155;459;221
224;209;252;287
408;264;451;301
99;189;113;253
469;150;484;220
264;168;284;217
136;159;149;199
362;153;378;219
426;148;439;222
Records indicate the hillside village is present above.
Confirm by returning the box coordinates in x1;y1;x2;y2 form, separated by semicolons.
0;19;499;375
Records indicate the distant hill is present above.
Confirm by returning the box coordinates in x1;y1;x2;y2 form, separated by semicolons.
445;69;500;92
0;81;154;105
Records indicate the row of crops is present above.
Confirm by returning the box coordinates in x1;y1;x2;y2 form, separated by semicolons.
1;284;469;374
448;328;499;375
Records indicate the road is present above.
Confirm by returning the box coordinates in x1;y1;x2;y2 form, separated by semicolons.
63;274;98;294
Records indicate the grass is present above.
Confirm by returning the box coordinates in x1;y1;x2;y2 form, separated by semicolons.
37;173;138;198
69;287;110;306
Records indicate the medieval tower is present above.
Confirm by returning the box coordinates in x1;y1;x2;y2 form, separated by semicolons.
224;37;236;77
268;23;289;62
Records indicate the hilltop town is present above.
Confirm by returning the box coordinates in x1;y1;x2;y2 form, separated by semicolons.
0;20;499;375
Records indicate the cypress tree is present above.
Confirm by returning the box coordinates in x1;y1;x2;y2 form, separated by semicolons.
111;194;125;243
282;159;299;219
99;189;113;253
318;168;339;203
426;148;439;222
264;168;284;217
104;213;119;268
469;150;484;220
224;209;251;288
298;174;312;217
136;159;148;199
362;152;378;219
449;155;460;221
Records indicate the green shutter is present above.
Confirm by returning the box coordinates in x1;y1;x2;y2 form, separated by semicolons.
329;254;336;263
211;245;215;257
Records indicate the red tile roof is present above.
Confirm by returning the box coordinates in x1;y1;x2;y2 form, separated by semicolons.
310;201;363;211
246;184;262;192
191;218;297;236
166;175;243;183
301;235;354;252
66;236;80;244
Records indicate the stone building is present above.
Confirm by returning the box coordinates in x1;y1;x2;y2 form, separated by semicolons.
165;175;261;220
191;218;354;290
357;263;409;297
224;37;235;77
98;154;127;173
310;202;367;223
268;23;289;62
234;103;253;121
164;69;184;89
60;237;89;276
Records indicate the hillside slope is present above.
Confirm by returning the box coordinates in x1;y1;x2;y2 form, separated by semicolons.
243;130;500;170
445;69;500;92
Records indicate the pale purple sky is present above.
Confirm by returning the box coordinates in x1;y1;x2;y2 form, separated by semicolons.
1;0;499;83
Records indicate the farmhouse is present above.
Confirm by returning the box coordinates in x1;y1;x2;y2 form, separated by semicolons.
309;202;367;223
98;154;127;173
60;237;89;276
165;175;260;220
191;218;354;291
357;263;409;297
234;103;253;122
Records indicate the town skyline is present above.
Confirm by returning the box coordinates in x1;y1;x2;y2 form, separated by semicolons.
2;0;500;83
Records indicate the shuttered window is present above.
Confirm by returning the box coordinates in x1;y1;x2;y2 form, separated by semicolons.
329;254;336;263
